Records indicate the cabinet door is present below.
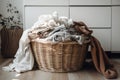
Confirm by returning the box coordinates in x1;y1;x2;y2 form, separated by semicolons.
24;0;69;5
112;0;120;5
92;29;111;51
70;7;111;28
24;7;69;29
112;7;120;51
70;0;111;5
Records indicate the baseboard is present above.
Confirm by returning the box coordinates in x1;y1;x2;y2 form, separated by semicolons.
110;51;120;59
86;51;120;59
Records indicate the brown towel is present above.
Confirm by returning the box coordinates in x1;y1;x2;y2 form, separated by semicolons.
90;36;118;79
73;21;118;79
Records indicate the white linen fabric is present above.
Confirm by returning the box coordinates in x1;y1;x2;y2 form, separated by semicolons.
2;29;34;73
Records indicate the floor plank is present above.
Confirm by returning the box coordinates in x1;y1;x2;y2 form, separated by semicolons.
52;73;68;80
0;59;120;80
0;58;12;69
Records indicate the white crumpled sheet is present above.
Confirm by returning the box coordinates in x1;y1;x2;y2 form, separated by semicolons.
2;29;34;73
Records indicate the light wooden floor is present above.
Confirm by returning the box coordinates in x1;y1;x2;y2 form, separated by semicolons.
0;58;120;80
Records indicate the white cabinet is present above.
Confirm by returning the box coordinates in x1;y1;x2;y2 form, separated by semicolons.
70;7;111;28
70;0;111;5
112;0;120;5
24;0;69;5
23;0;117;51
112;7;120;51
24;7;69;29
92;29;111;51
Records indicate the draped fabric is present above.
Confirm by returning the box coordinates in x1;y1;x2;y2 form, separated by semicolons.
73;22;118;79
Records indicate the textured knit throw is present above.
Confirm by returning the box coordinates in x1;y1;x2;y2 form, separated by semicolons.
73;21;118;79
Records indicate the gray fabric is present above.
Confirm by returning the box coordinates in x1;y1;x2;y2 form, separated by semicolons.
38;24;83;44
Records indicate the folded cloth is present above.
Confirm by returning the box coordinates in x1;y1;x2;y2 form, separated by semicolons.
73;21;118;79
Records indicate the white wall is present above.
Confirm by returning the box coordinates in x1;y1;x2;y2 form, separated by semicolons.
0;0;23;26
0;0;2;12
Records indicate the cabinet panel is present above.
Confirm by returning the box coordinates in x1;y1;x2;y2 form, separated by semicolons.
70;0;111;5
92;29;111;51
112;7;120;51
112;0;120;5
24;0;69;5
24;7;69;29
70;7;111;27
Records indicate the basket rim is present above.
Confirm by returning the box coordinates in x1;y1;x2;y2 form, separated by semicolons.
31;39;81;44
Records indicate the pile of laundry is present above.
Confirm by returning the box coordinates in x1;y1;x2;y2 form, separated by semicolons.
28;12;88;44
2;12;88;73
2;12;118;79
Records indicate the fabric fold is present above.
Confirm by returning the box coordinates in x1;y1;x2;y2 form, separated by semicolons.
90;36;118;79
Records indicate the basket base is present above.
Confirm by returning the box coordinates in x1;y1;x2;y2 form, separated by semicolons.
39;68;82;73
38;65;83;73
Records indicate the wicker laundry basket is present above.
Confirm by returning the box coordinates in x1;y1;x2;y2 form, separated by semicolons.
31;41;88;72
1;27;23;58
